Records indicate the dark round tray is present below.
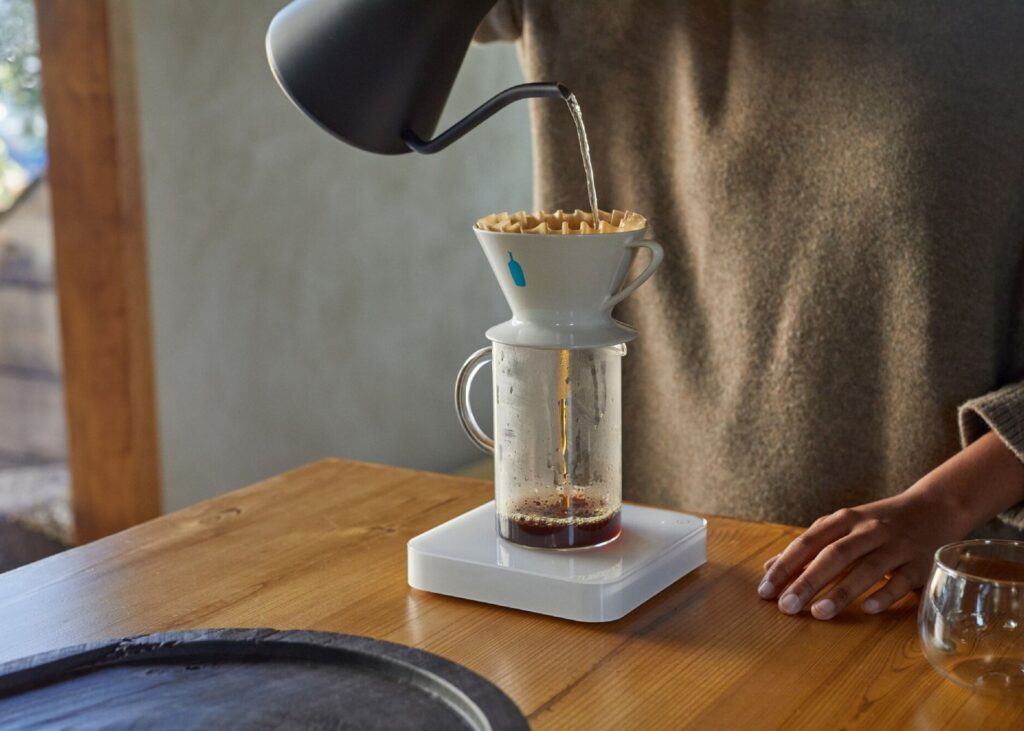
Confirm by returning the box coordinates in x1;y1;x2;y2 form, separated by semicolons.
0;629;528;730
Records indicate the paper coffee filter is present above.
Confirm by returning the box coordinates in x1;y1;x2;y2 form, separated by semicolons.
476;209;646;235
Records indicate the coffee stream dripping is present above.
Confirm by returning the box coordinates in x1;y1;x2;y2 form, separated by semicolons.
557;350;571;507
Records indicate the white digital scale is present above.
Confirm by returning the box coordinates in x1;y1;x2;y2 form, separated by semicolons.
408;502;707;623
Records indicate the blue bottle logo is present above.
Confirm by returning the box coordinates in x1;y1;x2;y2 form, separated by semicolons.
507;251;526;287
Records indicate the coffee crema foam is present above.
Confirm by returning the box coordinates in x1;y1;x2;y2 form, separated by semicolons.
476;209;646;235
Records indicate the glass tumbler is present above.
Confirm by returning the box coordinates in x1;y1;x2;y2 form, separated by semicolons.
919;539;1024;694
455;341;624;549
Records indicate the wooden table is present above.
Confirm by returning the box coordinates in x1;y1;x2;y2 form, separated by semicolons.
0;460;1019;729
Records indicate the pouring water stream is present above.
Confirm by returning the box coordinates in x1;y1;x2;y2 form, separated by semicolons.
563;91;600;228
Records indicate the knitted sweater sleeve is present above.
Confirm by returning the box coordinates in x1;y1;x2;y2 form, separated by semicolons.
959;382;1024;530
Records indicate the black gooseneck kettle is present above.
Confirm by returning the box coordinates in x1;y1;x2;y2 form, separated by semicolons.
266;0;566;154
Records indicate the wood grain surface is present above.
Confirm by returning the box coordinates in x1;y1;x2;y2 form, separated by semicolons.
0;459;1018;729
36;0;161;542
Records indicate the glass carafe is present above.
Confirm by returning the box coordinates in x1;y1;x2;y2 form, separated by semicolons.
456;342;624;549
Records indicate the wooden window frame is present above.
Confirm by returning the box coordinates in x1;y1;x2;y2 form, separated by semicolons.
36;0;161;542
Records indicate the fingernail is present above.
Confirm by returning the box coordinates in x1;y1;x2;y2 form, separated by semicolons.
779;593;802;614
812;599;836;620
863;598;881;614
758;579;775;598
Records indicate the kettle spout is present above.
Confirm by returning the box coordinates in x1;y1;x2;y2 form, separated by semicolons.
402;82;570;154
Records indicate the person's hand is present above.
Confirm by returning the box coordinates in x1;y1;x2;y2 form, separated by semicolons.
757;431;1024;620
756;490;964;619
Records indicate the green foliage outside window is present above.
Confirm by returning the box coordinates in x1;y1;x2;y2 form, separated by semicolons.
0;0;46;214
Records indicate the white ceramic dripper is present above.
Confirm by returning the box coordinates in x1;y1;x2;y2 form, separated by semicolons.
473;225;664;349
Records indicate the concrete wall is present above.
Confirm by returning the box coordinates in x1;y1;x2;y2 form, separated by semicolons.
131;1;530;510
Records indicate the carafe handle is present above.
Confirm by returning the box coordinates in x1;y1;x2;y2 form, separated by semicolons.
602;239;665;312
455;347;495;454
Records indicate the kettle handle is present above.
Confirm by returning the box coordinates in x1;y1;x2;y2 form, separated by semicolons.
404;82;568;154
455;347;495;454
602;240;665;312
